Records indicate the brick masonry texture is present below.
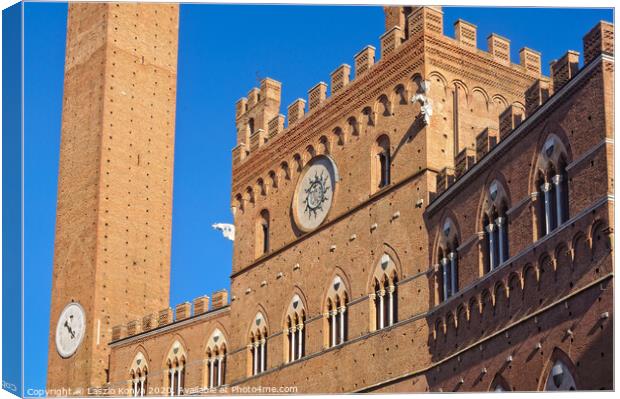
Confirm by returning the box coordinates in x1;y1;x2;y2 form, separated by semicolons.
48;5;614;394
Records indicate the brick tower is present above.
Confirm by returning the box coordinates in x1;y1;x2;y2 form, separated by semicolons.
46;3;179;393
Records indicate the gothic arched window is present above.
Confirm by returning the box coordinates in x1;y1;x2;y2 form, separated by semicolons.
482;180;510;272
545;360;577;391
129;352;148;397
248;312;268;376
205;329;227;389
165;341;186;396
535;135;570;238
437;218;459;302
374;135;391;190
325;276;348;347
285;295;306;362
256;210;270;257
370;254;398;330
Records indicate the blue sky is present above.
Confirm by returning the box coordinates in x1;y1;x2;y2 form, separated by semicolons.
23;3;612;393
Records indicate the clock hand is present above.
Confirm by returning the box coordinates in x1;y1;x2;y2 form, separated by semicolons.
64;320;76;339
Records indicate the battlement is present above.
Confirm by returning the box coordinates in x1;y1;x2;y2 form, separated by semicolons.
110;289;229;342
232;6;555;165
430;20;614;202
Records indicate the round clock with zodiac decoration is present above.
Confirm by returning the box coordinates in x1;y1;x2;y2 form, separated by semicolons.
292;155;339;232
55;302;86;358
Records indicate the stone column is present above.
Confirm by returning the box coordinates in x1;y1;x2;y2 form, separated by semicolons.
217;355;224;387
298;324;304;358
388;285;395;326
331;310;337;346
338;306;346;344
486;224;496;270
253;342;259;375
541;182;555;234
449;252;458;294
441;257;449;300
260;339;266;372
378;289;385;328
290;327;296;361
169;368;175;396
552;174;565;226
496;216;507;264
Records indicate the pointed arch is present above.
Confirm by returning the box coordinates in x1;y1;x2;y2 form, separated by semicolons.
204;327;228;388
164;338;187;396
247;309;268;376
532;133;572;237
129;349;149;397
284;292;307;362
540;348;578;391
434;215;461;303
479;176;511;273
368;247;400;331
490;373;511;391
323;273;350;347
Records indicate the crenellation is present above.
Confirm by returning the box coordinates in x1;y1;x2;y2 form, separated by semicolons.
583;21;614;65
475;127;499;161
175;302;192;321
330;64;351;95
454;19;477;48
354;45;376;78
268;114;286;138
247;87;260;108
212;289;229;309
158;307;173;327
519;47;542;76
308;82;328;111
193;295;210;315
142;313;156;332
487;33;511;65
436;167;455;195
498;104;524;140
408;6;444;38
550;50;580;91
380;25;404;58
454;147;476;178
235;97;248;119
524;78;551;117
287;98;306;126
235;78;282;153
249;128;267;152
126;319;141;336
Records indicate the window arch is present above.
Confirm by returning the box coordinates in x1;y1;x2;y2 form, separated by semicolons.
248;312;268;376
347;116;359;137
437;218;460;302
544;360;577;391
490;374;510;391
256;210;270;257
268;170;278;189
205;329;227;389
285;294;306;362
535;135;570;238
373;135;391;190
325;276;348;347
248;118;255;136
319;135;330;155
370;254;398;330
280;161;290;181
482;180;510;272
165;340;186;396
129;351;148;397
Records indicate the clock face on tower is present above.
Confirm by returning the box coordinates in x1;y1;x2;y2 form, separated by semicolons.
55;302;86;358
292;155;339;232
